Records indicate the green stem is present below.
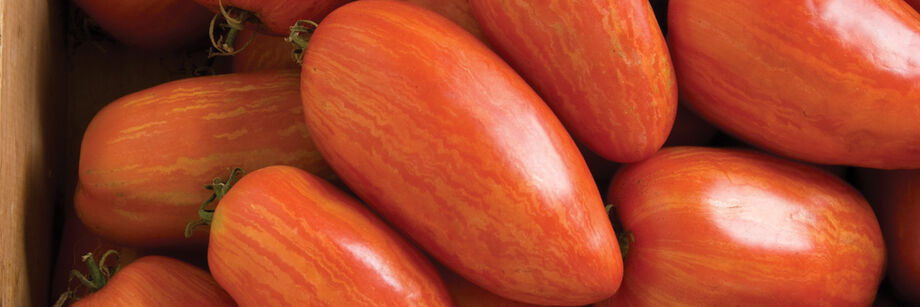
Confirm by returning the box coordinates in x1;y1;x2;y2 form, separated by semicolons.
208;0;256;57
286;20;319;65
185;168;246;238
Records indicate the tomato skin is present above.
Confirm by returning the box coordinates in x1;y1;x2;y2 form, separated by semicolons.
437;265;543;307
231;30;299;73
72;256;235;307
73;0;211;50
76;70;334;248
399;0;487;42
597;147;885;306
301;1;622;305
193;0;350;35
207;166;451;306
858;169;920;303
470;0;677;163
668;0;920;169
908;0;920;11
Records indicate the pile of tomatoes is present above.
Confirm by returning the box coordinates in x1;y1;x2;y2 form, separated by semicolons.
54;0;920;306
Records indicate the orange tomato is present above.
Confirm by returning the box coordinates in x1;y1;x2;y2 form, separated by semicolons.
599;147;885;306
76;70;334;248
301;1;622;305
669;0;920;168
470;0;677;163
207;166;451;306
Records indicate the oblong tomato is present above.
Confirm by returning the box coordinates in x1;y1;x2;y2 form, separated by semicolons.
470;0;677;163
71;256;235;306
231;30;299;73
301;1;621;305
73;0;211;50
858;169;920;303
598;147;885;306
193;0;350;36
76;70;334;248
400;0;488;42
669;0;920;169
207;166;451;306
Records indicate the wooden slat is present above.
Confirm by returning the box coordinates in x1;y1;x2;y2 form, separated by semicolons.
0;0;65;305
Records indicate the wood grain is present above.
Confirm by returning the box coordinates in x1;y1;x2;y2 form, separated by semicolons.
0;0;65;306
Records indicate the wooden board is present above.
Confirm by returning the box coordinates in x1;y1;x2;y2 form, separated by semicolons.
0;0;65;306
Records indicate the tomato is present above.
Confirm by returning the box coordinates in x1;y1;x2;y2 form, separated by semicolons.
858;169;920;303
231;30;299;73
206;166;450;306
470;0;677;163
75;70;335;248
668;0;920;169
597;147;885;306
300;1;622;305
399;0;488;42
68;255;234;306
192;0;350;36
72;0;211;50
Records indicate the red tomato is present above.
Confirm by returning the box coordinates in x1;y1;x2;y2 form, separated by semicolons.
597;147;885;306
399;0;488;42
669;0;920;169
69;255;235;306
301;1;622;305
470;0;677;163
193;0;350;36
230;30;299;73
72;0;211;50
76;70;335;248
858;169;920;303
207;166;451;306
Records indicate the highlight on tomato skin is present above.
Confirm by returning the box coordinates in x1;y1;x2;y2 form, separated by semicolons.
300;1;623;305
857;169;920;304
668;0;920;169
68;255;235;307
72;0;212;51
598;147;885;306
470;0;678;163
206;166;452;306
75;70;335;249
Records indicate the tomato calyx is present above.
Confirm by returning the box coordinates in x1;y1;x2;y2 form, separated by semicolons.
286;20;319;65
53;250;121;307
185;167;246;238
605;204;634;262
208;0;257;56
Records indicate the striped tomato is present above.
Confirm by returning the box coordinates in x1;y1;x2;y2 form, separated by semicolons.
67;255;234;306
399;0;488;42
206;166;451;306
859;169;920;303
598;147;885;306
470;0;677;163
73;0;211;50
231;29;299;73
300;1;622;305
75;70;334;248
669;0;920;169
